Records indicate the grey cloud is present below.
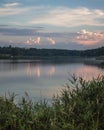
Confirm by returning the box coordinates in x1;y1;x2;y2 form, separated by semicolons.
0;27;77;38
0;27;44;36
0;25;9;27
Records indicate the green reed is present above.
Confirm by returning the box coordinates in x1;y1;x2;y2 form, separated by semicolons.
0;76;104;130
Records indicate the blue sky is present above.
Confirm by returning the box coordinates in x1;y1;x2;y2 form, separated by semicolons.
0;0;104;49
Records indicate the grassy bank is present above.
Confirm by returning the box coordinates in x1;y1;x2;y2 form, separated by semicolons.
0;76;104;130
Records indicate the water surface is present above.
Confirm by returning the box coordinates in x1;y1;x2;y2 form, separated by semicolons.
0;60;104;100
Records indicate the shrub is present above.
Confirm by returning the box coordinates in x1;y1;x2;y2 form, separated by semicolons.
0;76;104;130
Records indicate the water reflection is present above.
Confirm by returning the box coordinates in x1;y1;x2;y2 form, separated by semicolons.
0;62;18;72
47;66;55;76
0;60;104;100
26;63;41;78
74;65;104;80
26;63;56;78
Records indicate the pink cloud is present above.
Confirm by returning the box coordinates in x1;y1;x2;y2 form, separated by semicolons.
47;37;56;45
75;29;104;45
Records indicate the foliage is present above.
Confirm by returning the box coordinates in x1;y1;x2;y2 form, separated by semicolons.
0;46;104;59
0;76;104;130
100;61;104;67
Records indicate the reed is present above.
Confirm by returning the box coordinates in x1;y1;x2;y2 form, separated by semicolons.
0;76;104;130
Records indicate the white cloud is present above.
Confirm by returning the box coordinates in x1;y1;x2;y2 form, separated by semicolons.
4;3;19;7
25;37;56;45
34;37;41;44
25;37;41;45
29;7;104;27
0;3;30;17
0;4;104;28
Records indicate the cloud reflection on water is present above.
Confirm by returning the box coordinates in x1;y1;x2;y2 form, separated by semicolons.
0;60;104;100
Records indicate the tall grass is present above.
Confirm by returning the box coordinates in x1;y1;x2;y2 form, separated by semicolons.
0;76;104;130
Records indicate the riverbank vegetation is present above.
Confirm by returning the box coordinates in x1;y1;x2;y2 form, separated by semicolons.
100;61;104;68
0;46;104;59
0;76;104;130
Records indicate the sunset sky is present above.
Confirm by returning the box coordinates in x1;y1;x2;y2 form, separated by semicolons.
0;0;104;49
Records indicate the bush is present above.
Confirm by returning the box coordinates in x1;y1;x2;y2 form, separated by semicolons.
0;76;104;130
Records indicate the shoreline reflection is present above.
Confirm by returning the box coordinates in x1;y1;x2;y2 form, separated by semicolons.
0;60;104;100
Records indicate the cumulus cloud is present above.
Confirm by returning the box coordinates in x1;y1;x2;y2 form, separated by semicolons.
25;37;41;45
75;29;104;45
34;37;41;44
47;37;56;45
25;37;56;46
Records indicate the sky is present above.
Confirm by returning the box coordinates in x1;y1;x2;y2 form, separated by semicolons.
0;0;104;50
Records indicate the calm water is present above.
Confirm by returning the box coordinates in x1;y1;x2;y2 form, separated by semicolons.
0;60;104;100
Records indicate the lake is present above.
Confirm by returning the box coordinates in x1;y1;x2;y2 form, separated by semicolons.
0;59;104;101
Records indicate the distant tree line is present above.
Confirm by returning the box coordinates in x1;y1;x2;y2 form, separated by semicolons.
0;45;104;59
